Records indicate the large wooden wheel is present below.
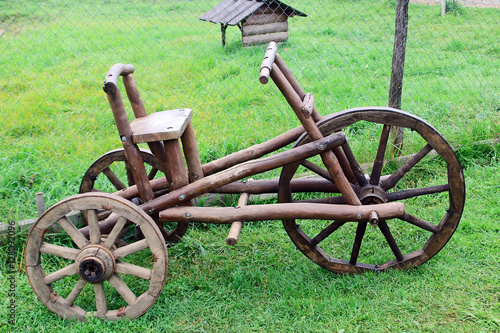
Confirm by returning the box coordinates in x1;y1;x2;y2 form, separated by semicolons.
279;107;465;274
79;148;188;243
25;192;168;321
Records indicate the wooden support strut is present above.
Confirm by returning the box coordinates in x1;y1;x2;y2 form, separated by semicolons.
202;125;304;176
269;63;362;206
104;82;155;204
273;54;357;184
226;191;250;246
123;74;173;187
160;202;406;224
181;122;204;182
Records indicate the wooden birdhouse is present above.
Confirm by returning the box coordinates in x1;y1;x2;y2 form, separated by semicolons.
199;0;306;46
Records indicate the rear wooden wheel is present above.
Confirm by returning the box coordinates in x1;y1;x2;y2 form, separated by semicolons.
79;148;188;243
79;148;164;195
279;107;465;273
25;193;168;321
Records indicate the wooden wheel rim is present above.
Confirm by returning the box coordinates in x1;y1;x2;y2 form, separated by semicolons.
25;192;168;321
279;107;465;274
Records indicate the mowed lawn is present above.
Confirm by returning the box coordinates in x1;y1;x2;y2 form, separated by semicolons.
0;0;499;331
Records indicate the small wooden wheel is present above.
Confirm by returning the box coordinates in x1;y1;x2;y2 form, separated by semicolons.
79;148;164;194
279;107;465;274
80;148;188;243
25;192;168;321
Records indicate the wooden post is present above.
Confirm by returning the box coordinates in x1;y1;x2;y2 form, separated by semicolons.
36;192;46;218
388;0;410;153
221;23;227;46
226;191;250;246
181;123;204;182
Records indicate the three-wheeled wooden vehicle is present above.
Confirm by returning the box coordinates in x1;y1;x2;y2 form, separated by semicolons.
25;42;465;320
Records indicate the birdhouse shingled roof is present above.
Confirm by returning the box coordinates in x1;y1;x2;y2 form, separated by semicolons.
199;0;306;26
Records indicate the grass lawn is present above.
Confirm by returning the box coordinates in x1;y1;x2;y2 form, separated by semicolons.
1;157;499;332
0;0;499;331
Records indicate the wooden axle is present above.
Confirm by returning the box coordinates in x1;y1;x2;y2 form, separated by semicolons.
159;202;405;225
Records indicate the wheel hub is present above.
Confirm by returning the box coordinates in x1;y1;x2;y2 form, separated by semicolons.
357;184;388;205
75;245;115;283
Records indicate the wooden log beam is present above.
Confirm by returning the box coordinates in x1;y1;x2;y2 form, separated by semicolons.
160;202;406;224
242;22;288;36
243;32;288;46
213;177;341;194
202;125;304;176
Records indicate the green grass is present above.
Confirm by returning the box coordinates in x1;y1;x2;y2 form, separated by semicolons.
1;156;499;331
0;0;499;331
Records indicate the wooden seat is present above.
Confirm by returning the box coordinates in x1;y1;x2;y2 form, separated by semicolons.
130;108;192;144
103;65;203;210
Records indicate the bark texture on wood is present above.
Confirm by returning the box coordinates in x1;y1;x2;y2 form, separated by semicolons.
160;202;405;224
242;22;288;36
243;32;288;46
388;0;410;150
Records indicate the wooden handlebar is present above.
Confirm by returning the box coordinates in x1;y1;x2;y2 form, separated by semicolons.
259;42;278;84
103;63;135;94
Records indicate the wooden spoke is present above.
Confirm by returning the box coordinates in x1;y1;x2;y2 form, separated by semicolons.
25;193;168;321
378;220;404;262
115;262;152;280
349;222;367;265
43;263;77;284
103;167;127;191
370;124;391;185
341;142;368;186
64;279;87;306
399;213;439;233
279;108;465;273
301;160;333;182
57;216;89;249
102;216;128;249
382;144;433;191
86;209;101;245
113;239;149;260
107;273;137;305
387;184;450;202
94;282;107;317
311;220;346;246
40;243;79;260
148;167;159;180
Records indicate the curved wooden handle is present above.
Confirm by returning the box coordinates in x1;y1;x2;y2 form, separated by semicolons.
259;42;278;84
103;63;135;94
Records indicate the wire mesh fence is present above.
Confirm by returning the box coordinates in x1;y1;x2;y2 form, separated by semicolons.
1;0;499;222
